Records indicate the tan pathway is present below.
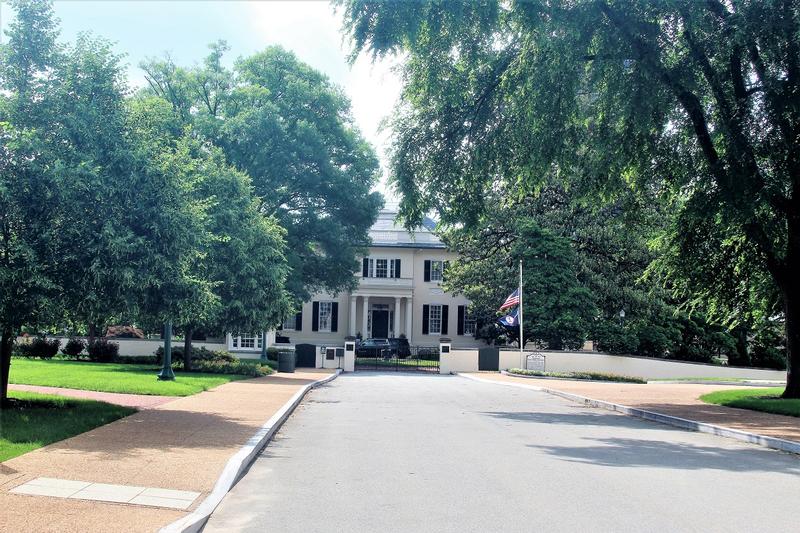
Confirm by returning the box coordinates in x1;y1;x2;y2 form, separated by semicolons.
0;369;333;533
9;384;176;409
471;372;800;443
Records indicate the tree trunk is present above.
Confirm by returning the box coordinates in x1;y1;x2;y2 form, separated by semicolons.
183;327;193;372
783;209;800;398
1;327;14;407
88;323;97;346
782;279;800;398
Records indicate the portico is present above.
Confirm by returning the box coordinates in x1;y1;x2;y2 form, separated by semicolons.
349;292;412;340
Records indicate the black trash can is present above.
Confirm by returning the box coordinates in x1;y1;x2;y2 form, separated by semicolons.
278;351;296;373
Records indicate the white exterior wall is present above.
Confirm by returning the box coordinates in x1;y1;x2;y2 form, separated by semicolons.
495;350;786;381
440;349;480;374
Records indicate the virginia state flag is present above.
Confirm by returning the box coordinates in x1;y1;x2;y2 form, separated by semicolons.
498;307;519;328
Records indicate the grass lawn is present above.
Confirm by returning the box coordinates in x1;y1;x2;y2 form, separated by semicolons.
9;358;250;396
0;391;135;462
507;368;646;384
700;387;800;418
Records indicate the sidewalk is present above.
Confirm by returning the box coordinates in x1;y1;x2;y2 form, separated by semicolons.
1;369;334;533
470;372;800;444
9;384;175;409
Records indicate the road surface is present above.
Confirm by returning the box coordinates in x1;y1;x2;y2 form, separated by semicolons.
204;373;800;533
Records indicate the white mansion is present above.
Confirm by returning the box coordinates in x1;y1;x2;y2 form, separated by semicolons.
226;209;479;353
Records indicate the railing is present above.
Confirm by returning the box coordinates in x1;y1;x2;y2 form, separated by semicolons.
357;276;414;289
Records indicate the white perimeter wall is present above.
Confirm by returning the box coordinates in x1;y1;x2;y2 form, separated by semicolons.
440;347;785;381
497;350;786;381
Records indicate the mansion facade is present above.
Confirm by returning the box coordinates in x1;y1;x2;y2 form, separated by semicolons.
226;209;481;353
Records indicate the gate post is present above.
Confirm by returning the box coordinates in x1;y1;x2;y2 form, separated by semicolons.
343;336;356;372
438;337;452;374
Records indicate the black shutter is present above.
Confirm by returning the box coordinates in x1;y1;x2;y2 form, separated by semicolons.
312;302;319;331
394;259;401;278
295;311;302;331
441;305;449;335
457;305;465;336
331;302;338;332
362;258;369;277
424;260;431;282
422;305;430;335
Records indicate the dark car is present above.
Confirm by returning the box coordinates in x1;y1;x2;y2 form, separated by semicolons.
388;337;411;357
356;338;391;357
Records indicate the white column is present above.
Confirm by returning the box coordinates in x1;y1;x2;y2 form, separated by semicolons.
405;297;412;341
362;295;370;338
394;297;401;339
349;295;357;336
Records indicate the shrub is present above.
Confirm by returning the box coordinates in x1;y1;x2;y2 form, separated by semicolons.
62;338;86;358
87;339;119;362
17;337;61;359
179;360;273;377
154;346;236;366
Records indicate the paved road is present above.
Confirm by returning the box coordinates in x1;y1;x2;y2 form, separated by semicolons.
204;373;800;533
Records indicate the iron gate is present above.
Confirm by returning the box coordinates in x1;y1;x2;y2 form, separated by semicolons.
355;345;440;372
295;343;317;368
478;347;500;371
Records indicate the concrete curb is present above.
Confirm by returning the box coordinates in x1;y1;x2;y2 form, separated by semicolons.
458;373;800;456
500;369;646;384
160;370;342;533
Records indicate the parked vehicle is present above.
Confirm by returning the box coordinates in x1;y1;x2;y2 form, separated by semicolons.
356;338;391;357
388;337;411;357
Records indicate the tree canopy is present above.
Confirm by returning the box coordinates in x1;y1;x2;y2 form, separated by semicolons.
141;43;384;302
338;0;800;395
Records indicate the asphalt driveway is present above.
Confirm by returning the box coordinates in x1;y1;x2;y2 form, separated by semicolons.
204;373;800;533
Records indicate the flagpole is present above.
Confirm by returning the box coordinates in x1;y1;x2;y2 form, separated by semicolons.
519;259;524;369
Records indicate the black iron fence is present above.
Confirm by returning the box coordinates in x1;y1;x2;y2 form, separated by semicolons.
355;345;440;372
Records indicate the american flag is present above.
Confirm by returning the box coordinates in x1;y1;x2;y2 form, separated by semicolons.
499;288;520;311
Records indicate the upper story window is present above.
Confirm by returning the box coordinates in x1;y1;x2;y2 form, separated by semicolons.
318;301;333;332
281;316;295;331
375;259;388;278
363;258;401;278
424;259;447;282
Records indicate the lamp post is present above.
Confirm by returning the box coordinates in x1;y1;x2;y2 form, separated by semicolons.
158;321;176;381
619;309;626;326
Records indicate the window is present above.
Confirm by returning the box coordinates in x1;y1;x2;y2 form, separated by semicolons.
375;259;388;278
463;311;476;336
281;316;295;331
364;257;401;278
318;301;333;332
428;304;442;335
233;334;261;350
430;260;444;282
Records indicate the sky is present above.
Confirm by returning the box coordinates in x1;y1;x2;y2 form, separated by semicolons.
0;0;402;202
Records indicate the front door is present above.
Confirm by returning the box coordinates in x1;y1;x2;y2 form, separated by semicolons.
371;310;389;338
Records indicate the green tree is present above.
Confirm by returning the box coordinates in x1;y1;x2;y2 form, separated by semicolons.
444;215;595;349
141;44;383;301
339;0;800;396
0;0;66;403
